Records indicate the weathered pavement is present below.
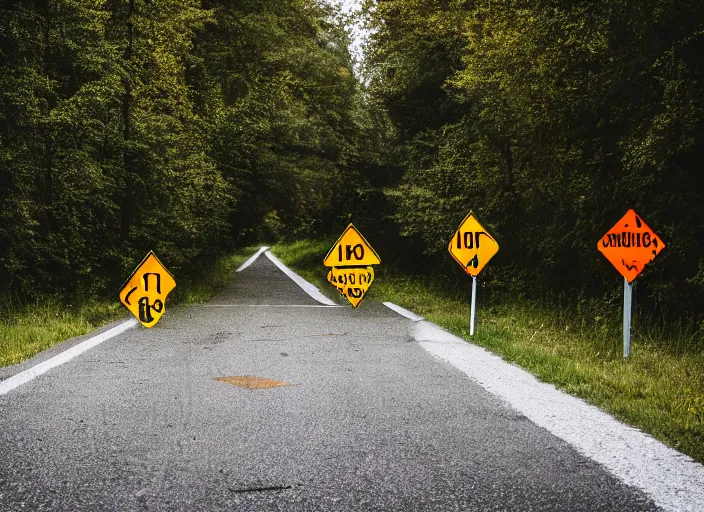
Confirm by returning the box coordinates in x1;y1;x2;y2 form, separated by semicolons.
0;254;659;511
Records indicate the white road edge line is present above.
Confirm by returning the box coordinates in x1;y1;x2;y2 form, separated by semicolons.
0;318;138;396
410;319;704;512
264;251;338;307
197;305;343;308
383;302;424;321
236;246;270;272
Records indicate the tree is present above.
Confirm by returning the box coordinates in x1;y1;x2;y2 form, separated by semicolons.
366;0;704;323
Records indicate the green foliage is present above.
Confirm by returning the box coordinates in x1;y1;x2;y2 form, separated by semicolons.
4;0;703;340
0;245;255;367
366;0;704;326
0;297;124;367
0;0;366;304
191;0;364;243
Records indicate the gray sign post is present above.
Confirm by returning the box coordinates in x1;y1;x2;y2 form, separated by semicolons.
623;277;632;358
470;276;477;336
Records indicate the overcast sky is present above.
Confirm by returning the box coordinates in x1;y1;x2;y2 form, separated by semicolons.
326;0;367;72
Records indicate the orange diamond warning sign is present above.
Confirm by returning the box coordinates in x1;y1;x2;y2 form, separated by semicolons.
598;209;665;283
448;212;499;277
324;224;380;308
119;251;176;328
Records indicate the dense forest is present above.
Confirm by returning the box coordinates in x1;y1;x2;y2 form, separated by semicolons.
364;0;704;330
1;0;703;331
0;0;383;300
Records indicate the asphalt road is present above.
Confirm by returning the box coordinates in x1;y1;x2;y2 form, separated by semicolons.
0;255;659;511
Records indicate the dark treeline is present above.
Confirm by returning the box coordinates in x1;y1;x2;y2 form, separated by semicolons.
0;0;383;300
2;0;704;333
364;0;704;331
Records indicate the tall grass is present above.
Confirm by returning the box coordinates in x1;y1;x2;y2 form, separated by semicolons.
0;298;124;367
0;247;257;368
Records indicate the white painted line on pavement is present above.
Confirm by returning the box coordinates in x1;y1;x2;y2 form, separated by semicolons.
414;320;467;344
383;302;424;321
264;251;337;306
0;318;138;396
197;304;343;308
236;246;270;272
411;319;704;512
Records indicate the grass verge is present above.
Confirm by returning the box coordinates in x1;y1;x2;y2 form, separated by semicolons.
0;247;257;368
272;239;704;464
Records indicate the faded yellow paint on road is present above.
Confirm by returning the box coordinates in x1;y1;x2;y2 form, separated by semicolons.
216;376;292;389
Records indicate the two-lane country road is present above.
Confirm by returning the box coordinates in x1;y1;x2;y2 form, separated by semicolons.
0;250;699;511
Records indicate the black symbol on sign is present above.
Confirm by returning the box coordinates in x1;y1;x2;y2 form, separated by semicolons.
338;244;365;261
602;232;656;248
456;231;488;250
622;259;639;272
124;286;138;305
138;297;163;324
466;255;479;269
348;288;364;299
143;273;161;293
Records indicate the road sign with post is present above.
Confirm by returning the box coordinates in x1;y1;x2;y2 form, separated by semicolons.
119;251;176;328
597;209;665;357
448;212;499;336
324;224;380;308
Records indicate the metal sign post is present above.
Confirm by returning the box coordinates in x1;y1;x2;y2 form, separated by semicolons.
470;276;477;336
597;209;665;359
623;277;632;358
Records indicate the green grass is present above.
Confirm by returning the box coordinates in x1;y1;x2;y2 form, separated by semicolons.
272;239;334;292
168;247;258;305
0;299;125;367
0;247;258;368
272;239;704;464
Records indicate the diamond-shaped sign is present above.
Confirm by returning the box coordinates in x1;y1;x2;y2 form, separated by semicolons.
327;266;374;308
324;224;381;267
448;212;499;277
598;209;665;283
324;224;380;308
119;251;176;328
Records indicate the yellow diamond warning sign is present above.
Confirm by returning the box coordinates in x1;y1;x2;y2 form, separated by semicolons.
324;224;380;308
448;212;499;277
327;266;375;308
324;224;381;267
119;251;176;328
